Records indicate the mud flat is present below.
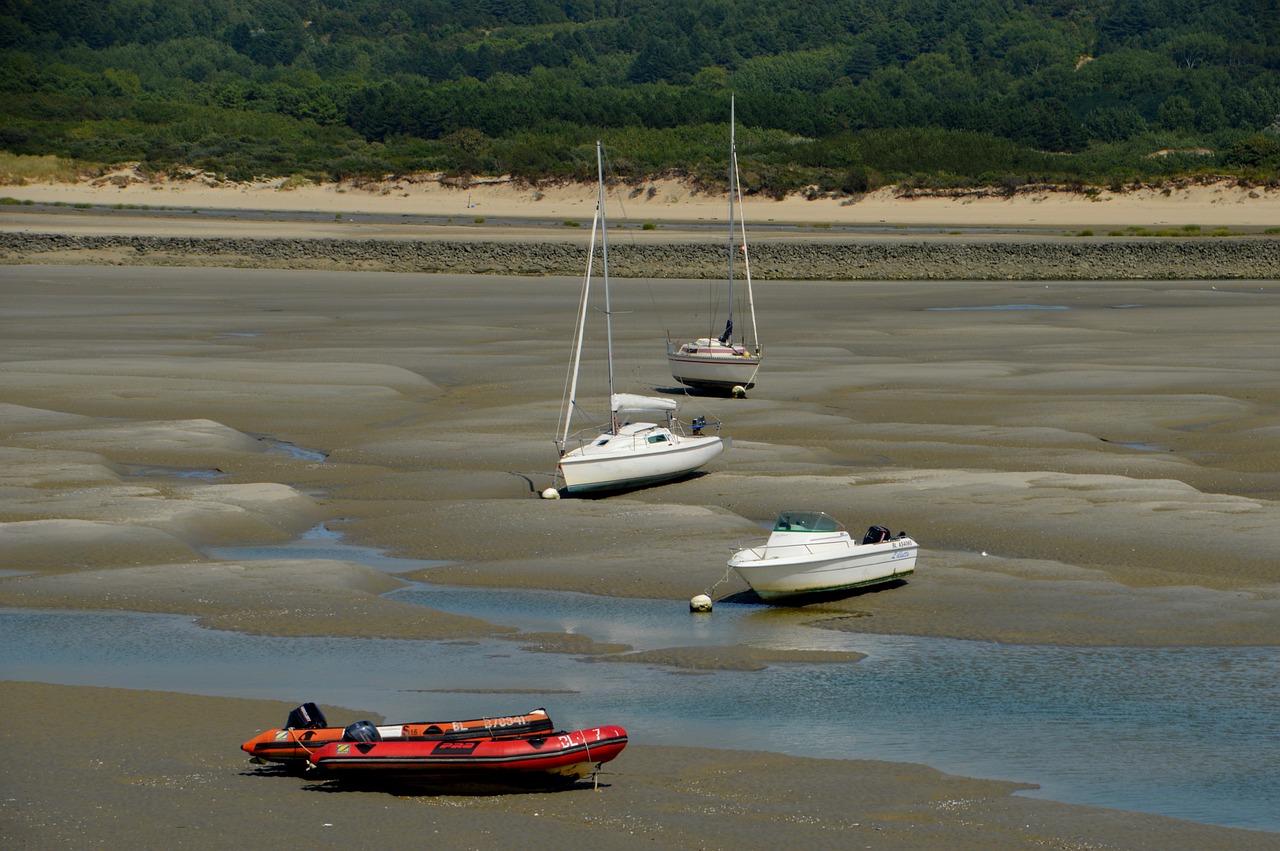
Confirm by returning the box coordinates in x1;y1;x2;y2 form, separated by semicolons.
2;261;1279;847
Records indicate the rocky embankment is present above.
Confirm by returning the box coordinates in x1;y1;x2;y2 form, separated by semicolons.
2;232;1277;279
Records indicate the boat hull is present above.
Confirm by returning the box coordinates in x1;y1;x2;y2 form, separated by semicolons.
667;345;761;392
559;423;725;493
730;538;917;600
307;725;628;789
242;708;553;764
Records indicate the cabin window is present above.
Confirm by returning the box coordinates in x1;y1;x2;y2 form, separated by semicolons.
774;511;841;532
646;434;669;444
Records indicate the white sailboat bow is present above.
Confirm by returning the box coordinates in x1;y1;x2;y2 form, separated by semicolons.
556;142;726;495
667;98;762;393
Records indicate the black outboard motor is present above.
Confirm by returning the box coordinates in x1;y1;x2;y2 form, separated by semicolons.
691;415;706;435
861;525;891;545
286;702;328;730
342;720;382;742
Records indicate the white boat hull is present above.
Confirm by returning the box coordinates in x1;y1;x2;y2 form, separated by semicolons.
559;422;725;494
667;345;762;392
729;536;917;600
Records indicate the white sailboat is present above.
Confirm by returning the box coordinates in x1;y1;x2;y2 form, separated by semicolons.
667;99;762;394
555;142;727;495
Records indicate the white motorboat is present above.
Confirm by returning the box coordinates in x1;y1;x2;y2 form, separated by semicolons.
729;511;917;600
667;98;762;394
555;143;726;495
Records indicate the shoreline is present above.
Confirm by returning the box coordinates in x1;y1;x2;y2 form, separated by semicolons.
4;171;1280;231
5;171;1279;280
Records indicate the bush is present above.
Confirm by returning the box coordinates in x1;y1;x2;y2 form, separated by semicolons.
1223;135;1280;168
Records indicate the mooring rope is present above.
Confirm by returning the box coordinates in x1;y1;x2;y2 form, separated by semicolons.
703;562;738;598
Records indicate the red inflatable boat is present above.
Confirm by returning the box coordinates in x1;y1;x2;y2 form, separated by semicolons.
241;703;555;765
307;724;628;789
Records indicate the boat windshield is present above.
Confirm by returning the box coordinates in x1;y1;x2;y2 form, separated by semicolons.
772;511;840;533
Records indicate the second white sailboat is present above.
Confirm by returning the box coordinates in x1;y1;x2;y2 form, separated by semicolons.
667;99;762;394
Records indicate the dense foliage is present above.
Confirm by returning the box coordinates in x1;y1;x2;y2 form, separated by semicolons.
2;0;1279;192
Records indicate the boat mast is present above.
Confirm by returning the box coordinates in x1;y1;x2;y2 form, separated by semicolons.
559;145;605;452
598;142;619;434
734;126;760;355
724;96;736;347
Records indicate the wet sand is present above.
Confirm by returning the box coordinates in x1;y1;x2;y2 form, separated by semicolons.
2;217;1280;846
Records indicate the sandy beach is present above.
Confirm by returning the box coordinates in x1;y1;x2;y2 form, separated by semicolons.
4;168;1280;231
2;182;1280;847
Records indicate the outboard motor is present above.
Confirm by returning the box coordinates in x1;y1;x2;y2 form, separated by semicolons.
342;720;382;742
691;415;706;435
861;525;891;545
286;702;328;730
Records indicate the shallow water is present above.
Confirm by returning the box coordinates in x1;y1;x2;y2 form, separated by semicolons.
123;464;227;481
926;304;1070;310
258;437;328;462
2;580;1277;832
208;524;451;573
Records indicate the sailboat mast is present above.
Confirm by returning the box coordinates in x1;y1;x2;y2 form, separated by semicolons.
724;96;736;346
598;141;619;433
559;175;600;452
735;143;760;354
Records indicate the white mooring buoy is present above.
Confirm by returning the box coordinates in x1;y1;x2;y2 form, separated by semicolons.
689;593;713;613
731;385;747;398
540;487;561;499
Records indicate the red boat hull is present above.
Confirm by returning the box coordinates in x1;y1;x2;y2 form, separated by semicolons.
307;725;628;789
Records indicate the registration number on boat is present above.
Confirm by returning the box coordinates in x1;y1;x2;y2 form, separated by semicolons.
452;714;537;732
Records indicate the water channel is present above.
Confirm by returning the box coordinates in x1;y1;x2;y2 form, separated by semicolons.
2;528;1277;833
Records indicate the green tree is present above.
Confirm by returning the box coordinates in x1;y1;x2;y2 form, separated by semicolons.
1156;95;1195;131
1085;105;1148;142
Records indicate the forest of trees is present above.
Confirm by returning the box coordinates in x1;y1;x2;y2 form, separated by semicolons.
2;0;1279;194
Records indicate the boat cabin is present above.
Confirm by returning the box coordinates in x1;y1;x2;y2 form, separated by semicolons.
678;339;751;357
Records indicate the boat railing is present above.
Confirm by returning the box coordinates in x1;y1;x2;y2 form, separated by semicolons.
732;536;857;560
559;416;720;455
672;415;721;437
730;537;770;559
559;425;670;455
557;425;607;455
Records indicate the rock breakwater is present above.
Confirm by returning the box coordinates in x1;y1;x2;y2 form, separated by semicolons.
2;232;1277;280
